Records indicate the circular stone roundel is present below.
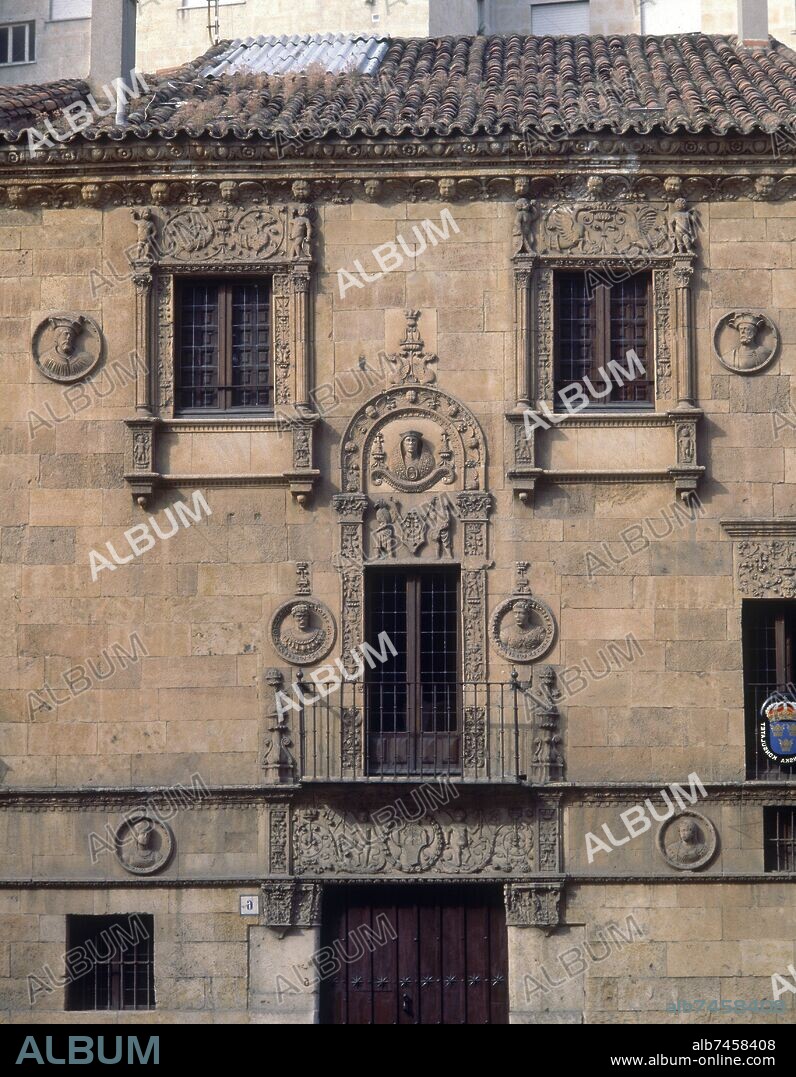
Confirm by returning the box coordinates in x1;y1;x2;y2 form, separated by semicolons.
32;312;104;383
712;311;779;375
656;810;718;872
490;595;556;664
115;815;174;876
270;599;336;666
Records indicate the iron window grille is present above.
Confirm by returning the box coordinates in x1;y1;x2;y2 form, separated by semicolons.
176;278;272;413
65;914;155;1011
554;270;654;408
764;806;796;872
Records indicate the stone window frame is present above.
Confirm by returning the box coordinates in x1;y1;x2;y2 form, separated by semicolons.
123;202;318;507
507;198;704;505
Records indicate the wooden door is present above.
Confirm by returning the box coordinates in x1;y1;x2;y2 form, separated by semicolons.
320;886;508;1025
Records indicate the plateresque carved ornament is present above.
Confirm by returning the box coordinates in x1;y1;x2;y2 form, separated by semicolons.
656;811;718;872
713;311;779;374
490;595;556;664
32;313;104;383
115;815;174;876
270;599;336;665
737;541;796;598
292;806;537;876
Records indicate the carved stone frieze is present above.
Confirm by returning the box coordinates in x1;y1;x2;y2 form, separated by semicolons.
504;881;563;932
292;805;539;877
155;204;310;265
538;200;694;259
736;541;796;598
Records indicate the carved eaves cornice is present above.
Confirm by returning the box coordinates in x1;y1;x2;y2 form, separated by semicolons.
1;164;796;210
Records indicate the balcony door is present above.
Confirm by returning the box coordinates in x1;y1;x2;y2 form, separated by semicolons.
365;567;460;776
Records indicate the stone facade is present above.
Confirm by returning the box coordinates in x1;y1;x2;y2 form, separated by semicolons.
1;36;796;1023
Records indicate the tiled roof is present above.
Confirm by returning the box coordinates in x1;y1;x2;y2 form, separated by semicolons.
4;32;796;143
0;79;90;136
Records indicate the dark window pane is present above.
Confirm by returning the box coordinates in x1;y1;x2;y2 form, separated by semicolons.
609;274;652;403
0;28;10;64
11;24;27;63
230;282;271;408
555;273;595;391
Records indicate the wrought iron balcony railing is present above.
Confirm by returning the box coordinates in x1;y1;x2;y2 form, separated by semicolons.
261;673;563;785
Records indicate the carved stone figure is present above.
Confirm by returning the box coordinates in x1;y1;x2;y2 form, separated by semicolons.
430;494;454;559
373;500;398;559
270;599;336;665
490;594;556;664
677;423;695;465
115;816;173;876
32;313;104;383
657;811;717;871
132;207;156;264
289;204;313;259
133;431;150;471
530;666;565;782
713;311;779;374
370;425;456;493
513;197;536;256
669;198;697;254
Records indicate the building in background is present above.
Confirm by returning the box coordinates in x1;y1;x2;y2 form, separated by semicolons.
0;0;793;85
0;0;794;1027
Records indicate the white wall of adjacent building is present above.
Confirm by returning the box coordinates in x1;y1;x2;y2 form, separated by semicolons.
0;1;792;86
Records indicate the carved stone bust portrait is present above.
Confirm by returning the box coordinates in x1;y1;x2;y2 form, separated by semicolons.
270;599;336;665
32;312;104;383
713;311;779;374
490;595;556;663
657;811;717;872
115;815;174;876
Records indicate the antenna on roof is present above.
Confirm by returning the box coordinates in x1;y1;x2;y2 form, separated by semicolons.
207;0;220;46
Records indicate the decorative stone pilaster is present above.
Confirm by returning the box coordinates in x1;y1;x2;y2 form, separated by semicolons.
504;881;563;933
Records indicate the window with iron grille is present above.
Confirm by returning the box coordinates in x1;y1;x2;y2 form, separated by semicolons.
365;567;460;776
554;271;654;408
0;22;35;65
764;806;796;872
65;914;154;1011
743;600;796;780
176;279;272;413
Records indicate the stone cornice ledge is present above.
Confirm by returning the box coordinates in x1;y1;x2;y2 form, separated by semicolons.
721;518;796;538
